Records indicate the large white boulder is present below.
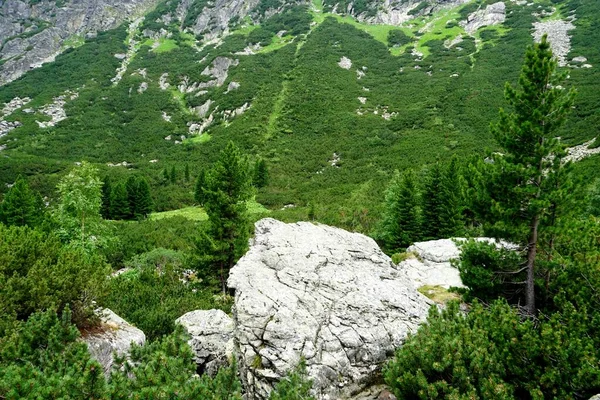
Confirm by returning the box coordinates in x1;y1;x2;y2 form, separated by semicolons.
176;309;235;376
82;308;146;375
228;218;431;400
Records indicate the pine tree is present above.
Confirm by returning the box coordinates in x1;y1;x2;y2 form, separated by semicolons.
197;141;253;294
184;163;190;182
380;170;421;252
170;166;177;184
110;182;130;221
161;168;169;184
0;175;41;227
125;176;138;220
101;176;112;219
438;156;464;238
253;158;269;188
421;162;444;240
135;178;153;218
195;169;207;206
488;34;576;316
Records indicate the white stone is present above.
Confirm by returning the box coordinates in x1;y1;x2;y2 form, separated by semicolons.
338;56;352;70
82;308;145;375
532;19;576;66
228;218;430;399
176;309;235;376
461;2;506;35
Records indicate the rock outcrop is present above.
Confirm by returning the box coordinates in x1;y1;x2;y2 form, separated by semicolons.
355;0;469;26
176;309;235;376
82;308;146;375
461;2;506;35
532;19;576;66
228;218;431;400
0;0;160;85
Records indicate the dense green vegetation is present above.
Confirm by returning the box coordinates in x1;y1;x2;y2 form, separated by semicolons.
1;0;600;397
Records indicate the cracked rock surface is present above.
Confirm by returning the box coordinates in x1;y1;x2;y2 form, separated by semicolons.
461;2;506;35
228;218;430;400
176;309;235;376
0;0;159;85
82;308;146;375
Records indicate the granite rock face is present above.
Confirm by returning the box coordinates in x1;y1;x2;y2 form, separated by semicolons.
82;308;146;375
0;0;159;85
176;309;235;376
460;1;506;35
228;218;431;400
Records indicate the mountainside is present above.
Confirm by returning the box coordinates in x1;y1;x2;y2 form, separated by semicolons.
1;0;599;227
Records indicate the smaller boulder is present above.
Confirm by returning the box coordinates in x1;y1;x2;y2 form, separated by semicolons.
82;309;146;375
176;309;234;376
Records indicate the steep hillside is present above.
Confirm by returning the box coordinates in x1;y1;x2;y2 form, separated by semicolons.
1;0;599;227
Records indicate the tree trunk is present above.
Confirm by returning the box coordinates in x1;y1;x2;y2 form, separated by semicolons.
525;214;539;316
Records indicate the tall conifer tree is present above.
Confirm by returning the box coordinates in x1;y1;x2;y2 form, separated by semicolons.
438;156;464;238
110;182;130;221
126;176;139;219
421;162;444;240
135;178;153;218
197;141;253;294
195;169;207;206
380;170;421;252
489;35;576;316
0;176;41;227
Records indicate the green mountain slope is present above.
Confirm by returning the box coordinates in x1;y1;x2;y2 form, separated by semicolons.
1;0;599;227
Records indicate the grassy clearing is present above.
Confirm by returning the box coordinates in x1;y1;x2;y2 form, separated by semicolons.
142;38;180;53
150;199;270;221
184;134;212;144
418;285;462;304
258;35;296;53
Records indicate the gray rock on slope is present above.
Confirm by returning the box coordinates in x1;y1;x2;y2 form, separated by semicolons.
82;308;146;375
228;218;431;400
461;2;506;35
176;309;235;376
0;0;159;85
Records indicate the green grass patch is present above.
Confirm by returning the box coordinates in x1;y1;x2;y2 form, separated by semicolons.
150;206;209;221
184;134;212;144
143;38;180;53
418;285;462;304
258;35;296;53
150;199;270;221
62;34;85;50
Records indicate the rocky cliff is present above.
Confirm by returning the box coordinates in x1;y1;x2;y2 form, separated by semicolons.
0;0;159;85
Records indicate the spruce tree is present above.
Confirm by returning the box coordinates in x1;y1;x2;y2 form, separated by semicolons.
421;162;444;240
195;169;207;206
380;170;421;252
184;163;190;182
135;178;153;218
438;156;464;238
0;176;41;227
253;158;269;188
101;177;112;219
162;168;169;184
488;34;576;316
198;141;253;294
170;166;177;184
110;182;130;221
125;176;138;220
